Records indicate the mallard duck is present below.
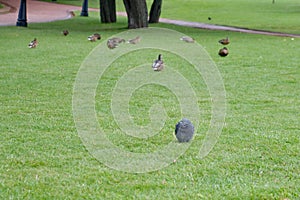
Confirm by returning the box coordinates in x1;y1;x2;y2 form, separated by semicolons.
218;37;230;45
69;11;75;17
218;47;229;57
93;33;101;40
180;36;195;43
62;30;69;36
107;40;118;49
109;37;125;44
88;33;101;42
175;118;194;143
107;37;125;49
152;54;164;71
128;36;141;44
28;38;38;48
88;35;97;42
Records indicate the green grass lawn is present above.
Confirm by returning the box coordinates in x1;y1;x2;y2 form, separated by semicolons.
41;0;300;34
0;11;299;199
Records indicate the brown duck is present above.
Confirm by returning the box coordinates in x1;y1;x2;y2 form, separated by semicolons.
28;38;38;48
88;33;101;42
107;37;126;49
218;37;230;45
218;47;229;57
62;30;69;36
128;36;141;44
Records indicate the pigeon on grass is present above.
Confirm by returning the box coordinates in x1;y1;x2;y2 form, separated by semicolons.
175;118;194;143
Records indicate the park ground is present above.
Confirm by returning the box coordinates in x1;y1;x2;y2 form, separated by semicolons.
0;0;299;199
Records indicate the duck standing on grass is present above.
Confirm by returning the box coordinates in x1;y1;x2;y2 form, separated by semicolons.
218;47;229;57
107;37;126;49
152;54;164;71
69;11;75;17
110;37;125;44
128;36;141;44
88;33;101;42
28;38;38;48
180;36;195;43
62;30;69;36
218;37;230;45
107;40;117;49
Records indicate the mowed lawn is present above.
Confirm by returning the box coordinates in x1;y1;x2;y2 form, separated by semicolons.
0;5;300;200
42;0;300;34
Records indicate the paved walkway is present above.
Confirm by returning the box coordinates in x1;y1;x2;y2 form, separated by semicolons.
0;0;84;26
1;0;299;38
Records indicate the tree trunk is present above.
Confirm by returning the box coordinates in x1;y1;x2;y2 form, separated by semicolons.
123;0;148;29
100;0;116;23
149;0;162;23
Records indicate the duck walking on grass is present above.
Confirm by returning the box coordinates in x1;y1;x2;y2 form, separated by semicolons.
28;38;38;48
152;54;164;71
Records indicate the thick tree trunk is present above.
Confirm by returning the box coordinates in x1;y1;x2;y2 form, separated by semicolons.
149;0;162;23
100;0;116;23
123;0;148;29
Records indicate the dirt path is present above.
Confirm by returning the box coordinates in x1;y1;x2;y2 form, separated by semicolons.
1;0;299;38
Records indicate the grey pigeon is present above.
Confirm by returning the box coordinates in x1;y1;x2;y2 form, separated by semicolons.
175;118;194;143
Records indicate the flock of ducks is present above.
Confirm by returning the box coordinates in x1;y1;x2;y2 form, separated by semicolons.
27;30;229;142
28;30;230;71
